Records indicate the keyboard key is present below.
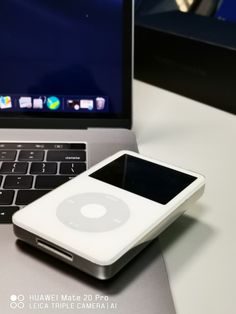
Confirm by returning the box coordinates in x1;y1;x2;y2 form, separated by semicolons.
0;206;20;223
30;163;57;174
60;163;86;175
0;162;28;174
0;190;15;205
3;176;33;189
35;176;74;189
18;150;44;161
16;190;51;205
0;176;2;186
0;150;17;161
47;150;86;162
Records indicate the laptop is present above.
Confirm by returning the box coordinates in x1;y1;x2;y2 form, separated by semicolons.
0;1;176;313
0;0;137;223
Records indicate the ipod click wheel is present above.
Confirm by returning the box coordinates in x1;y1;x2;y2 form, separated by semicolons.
13;151;205;280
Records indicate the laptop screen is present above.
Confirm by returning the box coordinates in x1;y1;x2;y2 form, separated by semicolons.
0;0;132;128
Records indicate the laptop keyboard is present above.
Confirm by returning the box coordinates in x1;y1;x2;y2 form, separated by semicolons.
0;143;87;223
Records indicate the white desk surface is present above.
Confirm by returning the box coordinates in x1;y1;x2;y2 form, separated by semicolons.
133;80;236;314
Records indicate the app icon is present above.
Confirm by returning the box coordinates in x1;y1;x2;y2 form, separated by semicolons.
0;96;12;109
47;96;61;110
33;98;44;109
80;100;94;111
19;97;32;109
67;99;80;111
96;97;106;110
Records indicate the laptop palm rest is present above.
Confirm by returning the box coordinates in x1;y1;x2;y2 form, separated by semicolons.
0;225;175;313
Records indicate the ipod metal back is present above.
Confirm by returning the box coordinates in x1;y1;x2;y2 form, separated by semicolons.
13;151;205;279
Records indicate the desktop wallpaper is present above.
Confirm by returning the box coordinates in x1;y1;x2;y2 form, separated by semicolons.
0;0;124;114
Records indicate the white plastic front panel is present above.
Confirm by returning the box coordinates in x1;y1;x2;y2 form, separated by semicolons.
13;150;205;266
13;176;169;265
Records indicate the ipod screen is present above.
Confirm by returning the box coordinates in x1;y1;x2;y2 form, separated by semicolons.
90;154;197;205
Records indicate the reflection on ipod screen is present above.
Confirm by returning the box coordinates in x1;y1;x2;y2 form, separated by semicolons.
90;154;197;205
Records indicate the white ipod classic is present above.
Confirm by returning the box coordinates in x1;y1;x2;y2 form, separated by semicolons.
13;151;205;280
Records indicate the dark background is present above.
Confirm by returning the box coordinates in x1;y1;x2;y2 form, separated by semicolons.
135;0;236;115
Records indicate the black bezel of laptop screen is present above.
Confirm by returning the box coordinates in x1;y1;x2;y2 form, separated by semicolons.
0;0;132;129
